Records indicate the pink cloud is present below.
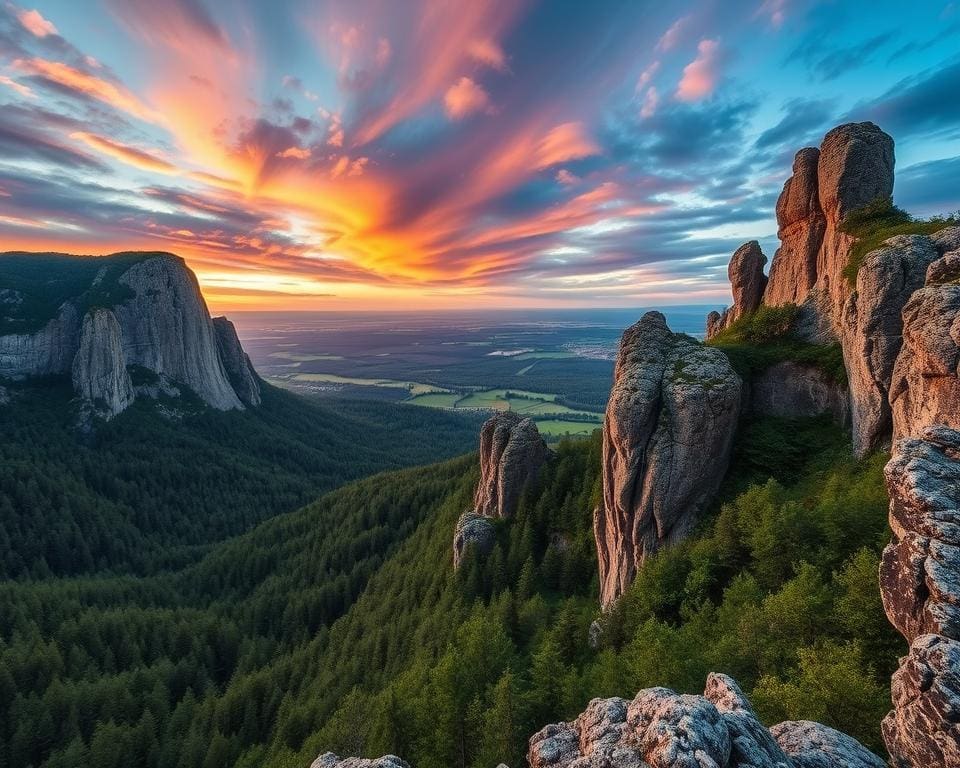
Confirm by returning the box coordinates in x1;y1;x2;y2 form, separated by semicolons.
443;77;492;120
656;15;690;52
534;122;600;169
17;8;58;37
0;75;34;98
636;61;660;91
468;39;508;71
676;39;722;102
640;86;659;118
756;0;788;28
555;169;579;186
277;146;311;160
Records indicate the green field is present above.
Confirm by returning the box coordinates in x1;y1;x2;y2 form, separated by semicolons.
534;418;603;437
283;373;450;397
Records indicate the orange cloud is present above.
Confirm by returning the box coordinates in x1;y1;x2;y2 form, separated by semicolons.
15;58;161;123
534;122;600;169
676;39;722;102
17;8;57;37
71;132;179;174
444;77;492;120
277;146;312;160
468;39;508;71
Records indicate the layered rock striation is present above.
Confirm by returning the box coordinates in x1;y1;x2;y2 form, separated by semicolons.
880;426;960;767
528;673;883;768
0;252;259;418
596;311;742;607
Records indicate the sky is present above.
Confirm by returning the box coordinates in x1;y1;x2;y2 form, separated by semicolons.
0;1;959;312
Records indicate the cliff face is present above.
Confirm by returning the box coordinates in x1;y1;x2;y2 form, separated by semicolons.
880;427;960;767
0;252;259;418
71;308;134;418
596;311;741;608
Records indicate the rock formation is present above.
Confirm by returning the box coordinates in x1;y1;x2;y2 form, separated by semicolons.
880;427;960;767
452;511;496;569
71;308;135;418
474;411;550;520
748;361;849;425
454;411;549;569
889;246;960;443
528;673;883;768
596;311;742;607
310;754;410;768
708;242;768;339
213;316;261;407
842;235;940;456
0;251;261;417
765;147;825;308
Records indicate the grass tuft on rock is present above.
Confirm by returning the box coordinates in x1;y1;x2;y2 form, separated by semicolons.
840;196;960;285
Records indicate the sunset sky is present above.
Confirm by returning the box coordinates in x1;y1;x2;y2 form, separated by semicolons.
0;0;958;311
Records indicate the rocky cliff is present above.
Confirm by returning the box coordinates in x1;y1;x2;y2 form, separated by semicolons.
595;311;741;607
707;241;768;339
880;427;960;767
453;411;549;568
529;673;883;768
0;251;259;418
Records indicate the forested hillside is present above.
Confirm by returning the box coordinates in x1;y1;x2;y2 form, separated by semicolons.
0;412;901;768
0;379;484;578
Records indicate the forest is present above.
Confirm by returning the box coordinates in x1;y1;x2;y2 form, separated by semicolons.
0;404;899;768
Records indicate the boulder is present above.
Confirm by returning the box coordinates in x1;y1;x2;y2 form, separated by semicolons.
882;634;960;768
765;147;824;307
452;511;496;569
309;754;410;768
841;235;939;456
72;308;134;418
769;721;885;768
528;675;881;768
926;250;960;286
473;411;549;519
707;310;724;340
889;285;960;444
815;122;895;327
596;311;742;607
707;243;769;339
748;361;848;426
213;316;261;407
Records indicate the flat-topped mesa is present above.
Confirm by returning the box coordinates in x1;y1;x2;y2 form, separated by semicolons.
880;427;960;767
706;241;768;340
528;672;884;768
474;411;550;519
888;229;960;444
596;311;742;608
453;411;549;569
0;251;260;418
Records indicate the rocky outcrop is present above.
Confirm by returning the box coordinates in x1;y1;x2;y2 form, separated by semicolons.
113;255;241;411
310;754;409;768
749;361;848;425
842;235;940;456
0;251;260;417
708;242;768;340
528;673;882;768
765;147;824;308
596;311;742;607
453;511;496;569
0;301;79;379
769;721;885;768
474;411;549;520
890;280;960;445
880;427;960;766
72;308;134;418
213;316;261;407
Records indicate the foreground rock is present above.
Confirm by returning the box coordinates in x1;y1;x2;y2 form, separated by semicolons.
310;754;409;768
72;308;135;418
0;251;259;417
842;235;940;456
528;673;882;768
881;427;960;766
707;242;768;339
596;312;742;607
474;411;550;519
452;511;496;569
